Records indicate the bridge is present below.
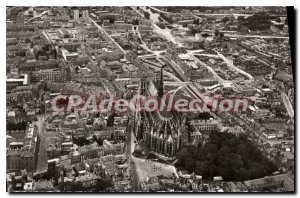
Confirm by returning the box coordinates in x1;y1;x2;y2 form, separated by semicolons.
203;29;237;34
196;13;253;17
224;33;289;39
25;10;49;24
164;81;192;86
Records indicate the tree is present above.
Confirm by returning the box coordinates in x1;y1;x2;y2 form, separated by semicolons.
205;143;218;153
218;145;231;154
94;179;113;191
189;26;197;36
197;112;211;119
63;181;85;192
195;160;207;175
208;164;218;177
222;17;230;23
202;185;208;192
108;16;115;24
219;32;224;39
73;136;89;146
214;29;220;37
159;13;173;24
175;132;277;181
144;11;150;20
132;19;139;25
201;33;209;38
193;18;200;25
25;38;31;43
242;13;272;31
92;135;103;146
7;121;27;131
107;113;116;127
184;158;195;172
237;16;245;21
97;137;103;146
275;17;281;23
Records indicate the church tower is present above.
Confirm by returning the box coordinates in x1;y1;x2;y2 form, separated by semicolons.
158;64;165;98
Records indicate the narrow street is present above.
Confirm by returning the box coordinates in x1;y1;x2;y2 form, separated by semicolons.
89;16;126;54
281;91;294;119
216;51;254;81
187;51;224;82
35;115;47;173
126;118;140;191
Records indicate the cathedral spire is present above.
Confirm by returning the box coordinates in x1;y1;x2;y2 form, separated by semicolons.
158;64;166;98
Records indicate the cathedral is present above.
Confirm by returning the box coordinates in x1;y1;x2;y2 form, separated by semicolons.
135;65;187;158
137;109;186;158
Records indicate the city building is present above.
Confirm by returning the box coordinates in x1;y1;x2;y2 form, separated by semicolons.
73;10;80;20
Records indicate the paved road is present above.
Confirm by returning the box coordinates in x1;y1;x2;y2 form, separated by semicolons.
42;31;53;45
127;8;224;111
125;118;140;191
216;51;254;81
161;56;208;100
281;91;294;119
187;52;224;82
25;10;49;24
36;115;47;173
89;16;126;54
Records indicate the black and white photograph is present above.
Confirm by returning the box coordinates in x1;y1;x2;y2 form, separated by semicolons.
5;2;296;193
